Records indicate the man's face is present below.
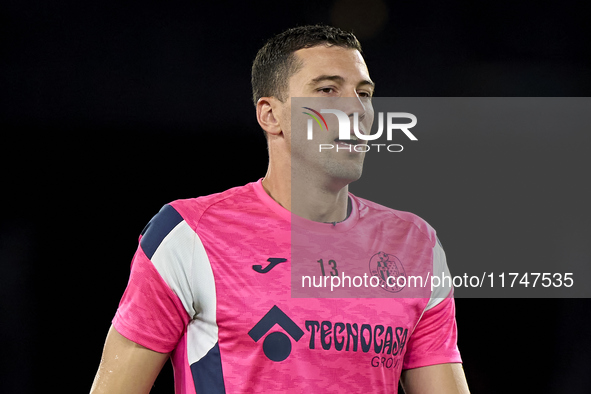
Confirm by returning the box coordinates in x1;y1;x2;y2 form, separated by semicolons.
281;45;375;188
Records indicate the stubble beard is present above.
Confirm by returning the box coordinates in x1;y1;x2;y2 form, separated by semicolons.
291;144;365;192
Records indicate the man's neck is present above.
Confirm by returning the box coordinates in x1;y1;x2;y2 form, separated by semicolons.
262;171;350;223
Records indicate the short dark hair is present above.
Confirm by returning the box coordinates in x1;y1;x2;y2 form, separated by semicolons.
251;25;363;106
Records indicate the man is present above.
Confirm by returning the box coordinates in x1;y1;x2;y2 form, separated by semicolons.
91;25;470;393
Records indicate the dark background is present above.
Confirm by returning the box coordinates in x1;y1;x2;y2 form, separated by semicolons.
1;0;590;393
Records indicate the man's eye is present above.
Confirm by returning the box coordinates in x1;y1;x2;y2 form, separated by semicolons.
317;87;335;94
358;91;372;98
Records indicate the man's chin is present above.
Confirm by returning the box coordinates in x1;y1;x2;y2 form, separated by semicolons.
325;163;364;189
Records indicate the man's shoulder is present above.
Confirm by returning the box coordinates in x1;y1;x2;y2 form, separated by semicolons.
165;181;259;227
352;194;437;246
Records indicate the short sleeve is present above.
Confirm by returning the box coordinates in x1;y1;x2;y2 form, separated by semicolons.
425;238;453;311
112;204;193;354
402;293;462;369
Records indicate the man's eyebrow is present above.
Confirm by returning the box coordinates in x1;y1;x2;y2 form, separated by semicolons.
308;75;346;86
358;79;376;91
307;75;375;90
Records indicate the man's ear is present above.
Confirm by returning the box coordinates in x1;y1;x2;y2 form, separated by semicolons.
256;97;283;136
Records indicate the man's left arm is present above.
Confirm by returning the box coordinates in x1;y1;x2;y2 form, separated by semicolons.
400;363;470;393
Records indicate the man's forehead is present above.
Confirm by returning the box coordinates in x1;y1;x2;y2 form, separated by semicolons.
294;44;364;60
292;45;369;80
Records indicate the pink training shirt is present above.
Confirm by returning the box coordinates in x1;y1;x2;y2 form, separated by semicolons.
113;179;461;393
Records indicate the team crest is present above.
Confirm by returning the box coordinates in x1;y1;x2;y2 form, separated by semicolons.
369;251;406;293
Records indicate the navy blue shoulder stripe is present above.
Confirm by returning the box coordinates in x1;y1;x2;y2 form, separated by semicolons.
140;204;184;260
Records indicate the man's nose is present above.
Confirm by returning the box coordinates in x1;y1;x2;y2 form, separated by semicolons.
340;92;366;120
